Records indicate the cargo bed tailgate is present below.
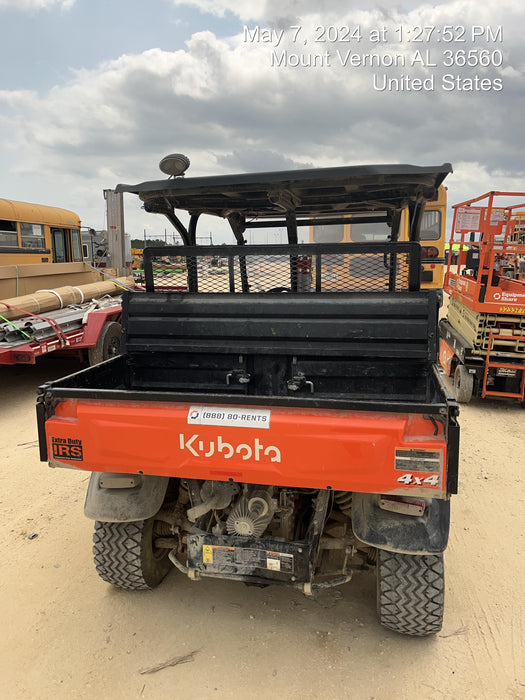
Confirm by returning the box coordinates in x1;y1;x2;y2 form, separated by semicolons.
44;397;449;498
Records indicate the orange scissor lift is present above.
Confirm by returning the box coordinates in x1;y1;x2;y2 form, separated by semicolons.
439;191;525;402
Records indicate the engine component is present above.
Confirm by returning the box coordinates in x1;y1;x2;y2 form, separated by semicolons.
226;488;276;537
187;480;240;522
226;498;264;536
278;489;297;541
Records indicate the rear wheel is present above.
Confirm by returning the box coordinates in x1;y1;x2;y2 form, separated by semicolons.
93;518;171;590
377;550;444;636
454;364;474;403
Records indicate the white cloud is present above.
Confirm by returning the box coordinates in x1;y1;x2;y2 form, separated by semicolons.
0;0;523;240
169;0;522;26
168;0;391;22
0;0;75;10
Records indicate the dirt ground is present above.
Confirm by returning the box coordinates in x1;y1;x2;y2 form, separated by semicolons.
0;356;524;700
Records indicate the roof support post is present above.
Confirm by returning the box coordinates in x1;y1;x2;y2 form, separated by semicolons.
228;213;249;292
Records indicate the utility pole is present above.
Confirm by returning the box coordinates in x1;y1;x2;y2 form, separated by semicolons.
103;189;127;275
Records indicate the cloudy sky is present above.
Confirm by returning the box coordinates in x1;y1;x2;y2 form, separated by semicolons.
0;0;523;243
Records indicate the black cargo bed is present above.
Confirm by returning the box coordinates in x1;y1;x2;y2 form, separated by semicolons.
38;353;450;415
38;288;451;415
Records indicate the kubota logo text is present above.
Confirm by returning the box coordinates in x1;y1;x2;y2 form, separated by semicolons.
179;433;281;463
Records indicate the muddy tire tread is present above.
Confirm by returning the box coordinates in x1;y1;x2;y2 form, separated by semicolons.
378;550;444;636
93;520;167;590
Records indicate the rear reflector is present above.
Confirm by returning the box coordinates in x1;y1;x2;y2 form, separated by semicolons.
379;496;426;517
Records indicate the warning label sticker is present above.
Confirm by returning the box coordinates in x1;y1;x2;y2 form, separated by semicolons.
455;206;482;233
202;545;294;573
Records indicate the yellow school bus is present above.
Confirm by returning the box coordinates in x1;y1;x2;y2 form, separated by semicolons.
310;185;447;289
0;199;83;265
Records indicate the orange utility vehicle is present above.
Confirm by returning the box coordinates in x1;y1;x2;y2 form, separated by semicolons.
440;191;525;402
37;161;459;636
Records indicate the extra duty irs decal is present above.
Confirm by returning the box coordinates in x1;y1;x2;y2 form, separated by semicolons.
51;437;83;461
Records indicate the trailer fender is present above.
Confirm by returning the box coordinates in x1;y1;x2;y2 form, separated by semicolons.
351;493;450;555
84;472;169;523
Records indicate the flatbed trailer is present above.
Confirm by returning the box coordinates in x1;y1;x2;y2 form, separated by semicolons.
0;299;122;365
37;160;459;636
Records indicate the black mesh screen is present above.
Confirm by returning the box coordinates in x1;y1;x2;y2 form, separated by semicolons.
142;243;421;294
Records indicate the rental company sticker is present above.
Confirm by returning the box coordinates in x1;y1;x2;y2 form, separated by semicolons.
187;406;271;429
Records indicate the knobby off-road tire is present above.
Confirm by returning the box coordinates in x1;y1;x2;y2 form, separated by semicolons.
377;550;444;636
93;518;171;590
88;321;122;366
454;363;474;403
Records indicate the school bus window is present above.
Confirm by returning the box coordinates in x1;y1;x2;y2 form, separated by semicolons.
52;229;67;263
351;221;391;242
71;229;83;261
420;210;441;241
324;253;345;266
312;223;344;243
0;219;18;246
20;222;46;249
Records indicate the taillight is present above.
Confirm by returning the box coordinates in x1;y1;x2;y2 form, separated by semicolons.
13;352;32;363
421;246;439;259
297;255;312;273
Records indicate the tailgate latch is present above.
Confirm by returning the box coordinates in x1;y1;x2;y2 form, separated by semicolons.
226;369;251;385
287;372;314;393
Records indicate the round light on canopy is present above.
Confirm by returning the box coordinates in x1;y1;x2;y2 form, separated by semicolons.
159;153;190;177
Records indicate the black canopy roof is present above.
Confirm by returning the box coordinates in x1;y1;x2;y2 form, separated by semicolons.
116;162;452;244
117;163;450;218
